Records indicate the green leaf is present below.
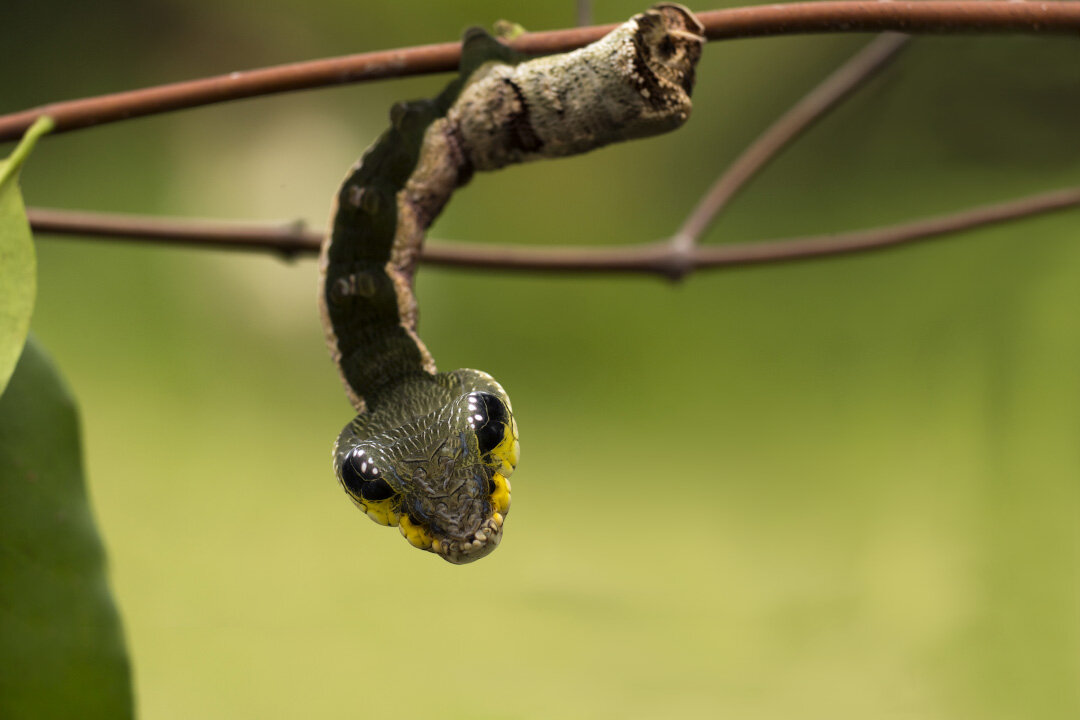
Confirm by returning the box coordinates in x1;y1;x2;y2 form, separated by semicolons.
0;116;53;397
0;337;134;719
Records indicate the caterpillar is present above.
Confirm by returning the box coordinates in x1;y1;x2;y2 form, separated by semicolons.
318;4;703;563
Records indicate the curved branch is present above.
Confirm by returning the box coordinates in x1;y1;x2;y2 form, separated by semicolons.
29;185;1080;275
2;1;1079;142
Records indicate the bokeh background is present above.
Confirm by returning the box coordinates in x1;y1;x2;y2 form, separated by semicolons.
6;0;1080;717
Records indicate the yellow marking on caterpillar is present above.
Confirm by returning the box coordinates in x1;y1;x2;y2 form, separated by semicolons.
356;496;400;527
491;473;511;516
491;417;520;477
399;514;435;549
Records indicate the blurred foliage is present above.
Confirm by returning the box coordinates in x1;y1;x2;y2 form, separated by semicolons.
0;338;133;719
0;117;51;394
5;1;1079;718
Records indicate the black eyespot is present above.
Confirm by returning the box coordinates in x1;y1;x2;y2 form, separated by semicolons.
359;477;394;501
341;448;394;501
468;392;509;455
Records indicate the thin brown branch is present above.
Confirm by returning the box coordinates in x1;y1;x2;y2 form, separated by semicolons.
690;186;1080;270
26;207;319;259
3;2;1079;142
672;32;910;253
29;185;1080;276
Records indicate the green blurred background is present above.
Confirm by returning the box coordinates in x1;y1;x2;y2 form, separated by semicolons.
6;0;1080;717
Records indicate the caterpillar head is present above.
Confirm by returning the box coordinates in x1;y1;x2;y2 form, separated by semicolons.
334;375;519;564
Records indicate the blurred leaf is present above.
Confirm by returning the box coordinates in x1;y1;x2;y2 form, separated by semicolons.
0;337;133;719
0;116;53;397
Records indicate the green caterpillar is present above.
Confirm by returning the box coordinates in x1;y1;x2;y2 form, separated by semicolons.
318;4;703;563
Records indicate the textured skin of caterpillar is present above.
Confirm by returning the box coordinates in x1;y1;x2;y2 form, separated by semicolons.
318;4;703;563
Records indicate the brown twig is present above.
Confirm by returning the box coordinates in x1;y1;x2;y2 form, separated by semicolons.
671;32;910;256
26;208;318;259
689;186;1080;271
29;186;1080;276
2;2;1079;142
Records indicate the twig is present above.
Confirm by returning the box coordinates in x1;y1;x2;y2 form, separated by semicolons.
2;2;1079;142
30;186;1080;276
671;32;910;255
689;186;1080;271
26;208;317;260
